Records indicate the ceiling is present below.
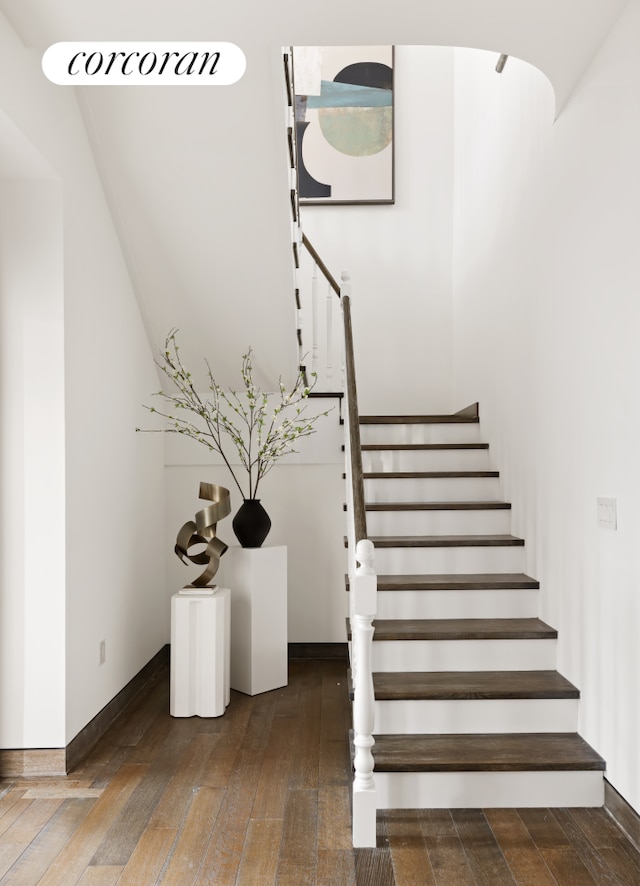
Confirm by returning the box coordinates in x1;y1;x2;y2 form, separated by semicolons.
0;0;629;387
1;0;629;106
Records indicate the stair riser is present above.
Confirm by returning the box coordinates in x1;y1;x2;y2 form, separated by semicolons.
364;476;501;503
366;508;511;536
370;639;557;672
361;449;490;473
372;545;525;575
374;770;604;810
360;423;481;445
373;698;579;734
376;589;539;620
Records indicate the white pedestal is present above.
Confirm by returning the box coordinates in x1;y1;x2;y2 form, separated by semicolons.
222;546;288;696
170;588;230;717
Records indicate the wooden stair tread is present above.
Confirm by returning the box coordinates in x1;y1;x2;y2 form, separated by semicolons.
369;534;524;548
363;470;499;479
374;573;539;590
362;617;557;641
366;501;511;511
361;443;489;451
360;414;479;425
371;670;579;700
370;733;606;772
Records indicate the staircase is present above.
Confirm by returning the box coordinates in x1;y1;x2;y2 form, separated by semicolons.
348;405;605;816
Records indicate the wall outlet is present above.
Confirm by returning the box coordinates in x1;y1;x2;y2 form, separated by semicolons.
597;497;617;530
99;639;106;665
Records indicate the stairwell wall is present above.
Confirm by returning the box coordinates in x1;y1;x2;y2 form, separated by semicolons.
301;46;455;415
452;3;640;813
0;12;166;750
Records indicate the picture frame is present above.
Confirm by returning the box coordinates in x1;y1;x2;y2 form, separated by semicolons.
293;45;394;205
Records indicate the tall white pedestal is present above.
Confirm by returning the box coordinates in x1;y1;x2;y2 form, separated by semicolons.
222;546;288;696
170;588;230;717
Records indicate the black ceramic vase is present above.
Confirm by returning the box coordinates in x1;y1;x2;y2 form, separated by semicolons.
232;499;271;548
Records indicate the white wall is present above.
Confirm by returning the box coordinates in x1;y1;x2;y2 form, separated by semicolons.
302;47;456;415
0;12;166;748
452;0;640;813
0;174;66;748
163;399;347;641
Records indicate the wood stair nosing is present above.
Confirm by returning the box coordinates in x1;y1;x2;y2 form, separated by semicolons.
362;470;499;479
370;732;606;773
345;534;525;550
361;443;489;451
360;414;479;425
368;669;580;701
350;617;558;641
346;573;540;591
365;501;512;511
368;534;525;548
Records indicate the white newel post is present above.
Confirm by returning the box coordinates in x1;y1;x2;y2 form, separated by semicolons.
351;539;377;848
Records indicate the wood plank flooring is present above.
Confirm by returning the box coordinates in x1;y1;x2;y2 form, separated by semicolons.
0;658;638;885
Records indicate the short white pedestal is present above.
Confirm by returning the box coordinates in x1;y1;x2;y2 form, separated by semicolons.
170;588;230;717
223;546;287;696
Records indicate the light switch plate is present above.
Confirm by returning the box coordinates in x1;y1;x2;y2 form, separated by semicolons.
597;497;617;530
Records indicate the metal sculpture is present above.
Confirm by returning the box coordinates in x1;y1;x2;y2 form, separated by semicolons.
175;482;231;587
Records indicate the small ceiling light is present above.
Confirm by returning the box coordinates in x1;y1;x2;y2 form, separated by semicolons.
495;54;508;73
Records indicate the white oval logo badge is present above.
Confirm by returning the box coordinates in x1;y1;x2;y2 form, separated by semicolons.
42;42;246;86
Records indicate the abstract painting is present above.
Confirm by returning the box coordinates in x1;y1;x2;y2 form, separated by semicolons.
293;46;394;204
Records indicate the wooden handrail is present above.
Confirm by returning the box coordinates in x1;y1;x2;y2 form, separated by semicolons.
302;233;341;297
342;293;367;545
299;234;365;539
288;47;375;844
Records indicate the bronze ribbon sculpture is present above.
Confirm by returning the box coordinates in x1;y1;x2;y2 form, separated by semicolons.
175;482;231;587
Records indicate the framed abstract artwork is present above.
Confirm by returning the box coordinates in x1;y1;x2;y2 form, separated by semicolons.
293;46;394;205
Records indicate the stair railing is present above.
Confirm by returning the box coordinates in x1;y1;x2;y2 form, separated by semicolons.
301;242;378;846
340;275;378;849
298;233;343;391
284;47;377;846
283;47;343;391
302;241;378;847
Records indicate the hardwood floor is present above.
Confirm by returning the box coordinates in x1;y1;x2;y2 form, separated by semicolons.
0;658;638;885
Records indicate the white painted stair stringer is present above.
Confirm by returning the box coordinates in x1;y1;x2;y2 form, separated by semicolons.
374;770;604;810
360;423;481;446
372;544;525;575
361;448;490;473
366;508;511;536
364;476;501;502
373;697;579;734
371;638;557;672
376;588;539;619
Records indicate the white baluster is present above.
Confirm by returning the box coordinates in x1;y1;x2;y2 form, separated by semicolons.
343;428;356;579
311;262;319;377
351;538;377;848
326;283;333;389
298;307;303;369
